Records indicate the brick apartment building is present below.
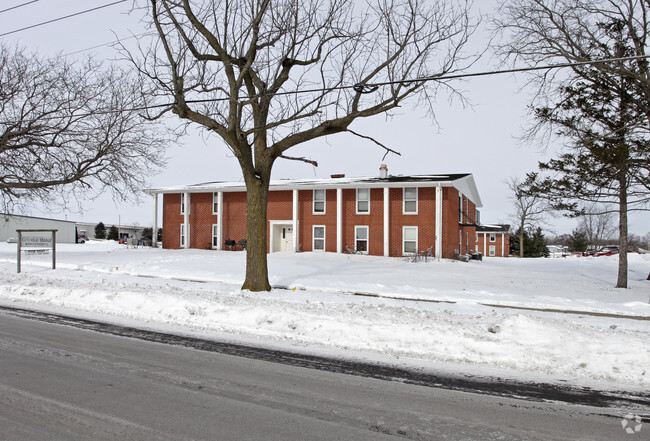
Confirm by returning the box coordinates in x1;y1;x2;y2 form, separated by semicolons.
476;224;510;257
146;166;483;259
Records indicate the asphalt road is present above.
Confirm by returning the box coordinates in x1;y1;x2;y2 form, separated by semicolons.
0;309;646;441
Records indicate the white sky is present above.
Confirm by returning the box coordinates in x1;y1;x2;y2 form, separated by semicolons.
2;0;648;235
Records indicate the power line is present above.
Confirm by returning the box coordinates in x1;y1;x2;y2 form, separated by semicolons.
60;32;154;58
2;54;648;123
350;55;650;93
0;0;128;37
0;0;42;14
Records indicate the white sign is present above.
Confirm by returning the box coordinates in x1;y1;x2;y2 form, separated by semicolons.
21;235;53;247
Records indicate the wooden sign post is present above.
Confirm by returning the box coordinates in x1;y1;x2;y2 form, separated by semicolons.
16;229;57;273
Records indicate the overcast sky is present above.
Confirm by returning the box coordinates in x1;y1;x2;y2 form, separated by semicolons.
2;0;648;236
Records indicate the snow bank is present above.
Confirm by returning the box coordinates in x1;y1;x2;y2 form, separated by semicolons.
0;242;648;390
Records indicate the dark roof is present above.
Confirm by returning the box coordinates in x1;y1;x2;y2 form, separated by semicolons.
476;224;510;233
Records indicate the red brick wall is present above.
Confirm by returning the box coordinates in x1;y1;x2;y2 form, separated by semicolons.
222;192;246;245
162;186;476;259
297;189;337;252
477;232;510;257
162;193;182;249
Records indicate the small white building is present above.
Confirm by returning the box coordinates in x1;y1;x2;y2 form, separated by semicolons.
547;244;569;258
1;213;77;243
75;222;148;242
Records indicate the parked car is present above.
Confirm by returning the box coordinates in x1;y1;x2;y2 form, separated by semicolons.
77;234;88;244
595;246;619;256
594;246;638;257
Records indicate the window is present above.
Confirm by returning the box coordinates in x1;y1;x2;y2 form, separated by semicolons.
212;193;219;214
459;195;463;222
489;245;496;257
180;224;186;247
180;194;185;215
355;226;368;253
356;188;370;214
403;226;418;255
475;232;478;242
313;226;325;251
403;187;417;214
313;189;326;214
212;224;219;248
490;233;496;242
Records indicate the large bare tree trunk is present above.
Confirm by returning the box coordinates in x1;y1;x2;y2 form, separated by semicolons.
241;172;272;292
616;178;628;288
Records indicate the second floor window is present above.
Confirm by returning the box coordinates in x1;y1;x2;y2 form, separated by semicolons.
212;193;219;214
357;188;370;214
313;189;325;214
403;187;417;214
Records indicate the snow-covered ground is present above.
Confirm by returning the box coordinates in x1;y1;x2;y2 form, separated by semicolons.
1;241;648;392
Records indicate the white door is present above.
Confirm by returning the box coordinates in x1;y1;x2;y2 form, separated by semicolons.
280;226;293;252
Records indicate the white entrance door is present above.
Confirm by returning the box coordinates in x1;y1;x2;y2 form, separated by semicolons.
280;226;293;252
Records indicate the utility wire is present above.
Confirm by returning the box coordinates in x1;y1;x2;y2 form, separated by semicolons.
178;54;650;101
0;0;42;14
60;32;154;58
0;0;128;37
363;54;650;89
1;54;649;123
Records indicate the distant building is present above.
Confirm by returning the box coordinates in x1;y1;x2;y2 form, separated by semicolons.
146;167;485;259
0;213;76;243
476;224;510;257
75;222;147;242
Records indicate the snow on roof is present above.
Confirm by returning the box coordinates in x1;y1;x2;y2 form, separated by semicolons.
477;224;510;232
145;173;482;206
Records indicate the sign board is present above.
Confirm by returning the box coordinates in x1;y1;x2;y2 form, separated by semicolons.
21;235;53;248
16;229;57;273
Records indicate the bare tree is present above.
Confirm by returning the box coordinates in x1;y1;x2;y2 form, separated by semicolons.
577;204;617;247
507;176;547;258
0;44;169;212
130;0;478;291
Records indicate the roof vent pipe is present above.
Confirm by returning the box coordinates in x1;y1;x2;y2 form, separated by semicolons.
379;164;388;178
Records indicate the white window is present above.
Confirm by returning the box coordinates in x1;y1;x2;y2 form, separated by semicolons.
355;226;369;253
403;226;418;255
180;194;185;215
180;224;186;247
356;188;370;214
403;187;418;214
313;189;326;214
490;233;496;242
475;232;478;242
212;224;219;248
212;193;219;214
313;226;325;251
489;245;496;257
